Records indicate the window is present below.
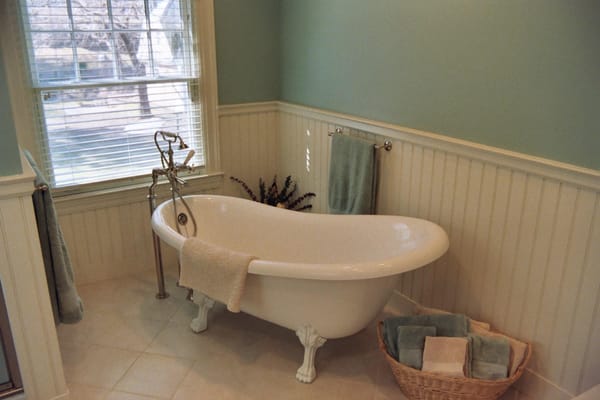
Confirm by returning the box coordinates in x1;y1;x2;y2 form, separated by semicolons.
19;0;207;188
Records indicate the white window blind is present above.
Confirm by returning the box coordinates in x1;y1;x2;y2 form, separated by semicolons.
20;0;204;188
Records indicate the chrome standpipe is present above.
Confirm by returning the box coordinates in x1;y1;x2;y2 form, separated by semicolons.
149;131;197;300
149;169;169;299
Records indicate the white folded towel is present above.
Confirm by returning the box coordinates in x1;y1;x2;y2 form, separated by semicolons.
179;237;256;313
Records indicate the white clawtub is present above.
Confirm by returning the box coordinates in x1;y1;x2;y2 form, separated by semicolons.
151;195;449;383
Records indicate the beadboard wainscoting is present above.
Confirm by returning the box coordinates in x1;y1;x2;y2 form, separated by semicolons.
0;154;68;400
272;102;599;399
55;175;223;285
218;103;280;197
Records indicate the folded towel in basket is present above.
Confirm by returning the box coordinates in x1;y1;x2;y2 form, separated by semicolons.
179;237;256;313
415;304;491;331
468;334;511;380
396;325;437;369
422;336;469;377
383;314;469;359
470;322;527;377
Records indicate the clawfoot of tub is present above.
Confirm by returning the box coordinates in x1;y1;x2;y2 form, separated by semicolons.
190;290;215;333
295;325;326;383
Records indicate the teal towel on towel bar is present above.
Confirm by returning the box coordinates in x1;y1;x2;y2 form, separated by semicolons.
468;334;511;380
24;150;83;324
328;134;376;214
397;325;437;369
383;314;469;359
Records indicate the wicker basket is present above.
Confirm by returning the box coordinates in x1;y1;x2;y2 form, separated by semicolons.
376;321;531;400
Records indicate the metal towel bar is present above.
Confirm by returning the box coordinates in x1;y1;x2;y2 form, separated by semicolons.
328;128;392;151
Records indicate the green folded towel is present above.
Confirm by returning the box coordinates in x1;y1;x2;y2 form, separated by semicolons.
397;325;437;369
468;334;510;380
328;134;376;214
383;314;469;359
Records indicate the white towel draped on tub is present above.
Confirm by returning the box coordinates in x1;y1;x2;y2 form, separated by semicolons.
179;237;256;312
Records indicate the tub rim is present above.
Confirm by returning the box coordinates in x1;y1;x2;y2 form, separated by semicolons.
151;194;449;281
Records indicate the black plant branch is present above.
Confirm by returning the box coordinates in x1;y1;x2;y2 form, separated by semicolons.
278;175;293;203
287;192;316;210
230;175;315;211
293;204;313;212
230;176;258;202
259;177;266;203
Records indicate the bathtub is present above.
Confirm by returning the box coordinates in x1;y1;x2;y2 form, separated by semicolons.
151;194;449;382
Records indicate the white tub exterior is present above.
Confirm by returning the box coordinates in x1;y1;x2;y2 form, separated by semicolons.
152;195;449;339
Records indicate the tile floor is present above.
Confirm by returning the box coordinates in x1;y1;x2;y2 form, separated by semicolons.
58;268;407;399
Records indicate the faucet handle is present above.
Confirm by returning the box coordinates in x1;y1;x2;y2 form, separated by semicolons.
168;171;186;186
183;149;195;166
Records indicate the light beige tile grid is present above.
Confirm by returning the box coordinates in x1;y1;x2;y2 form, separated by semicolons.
59;268;407;400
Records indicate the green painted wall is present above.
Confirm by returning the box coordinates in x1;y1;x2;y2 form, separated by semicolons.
280;0;600;170
0;45;22;176
215;0;281;104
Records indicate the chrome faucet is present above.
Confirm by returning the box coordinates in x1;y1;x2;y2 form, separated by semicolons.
153;130;195;180
148;130;198;299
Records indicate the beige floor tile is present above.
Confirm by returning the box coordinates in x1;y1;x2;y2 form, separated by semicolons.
79;276;186;321
60;341;91;370
57;313;99;347
119;290;185;321
77;281;124;314
372;361;407;400
173;352;261;400
145;321;218;360
132;268;189;301
59;311;167;352
168;299;200;325
67;275;409;399
115;353;193;399
248;352;339;400
63;344;140;389
92;313;167;352
106;390;162;399
67;383;110;400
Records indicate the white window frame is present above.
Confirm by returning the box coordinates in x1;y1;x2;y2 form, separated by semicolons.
0;0;220;195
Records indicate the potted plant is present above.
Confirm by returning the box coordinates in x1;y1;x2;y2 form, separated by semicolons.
230;175;316;211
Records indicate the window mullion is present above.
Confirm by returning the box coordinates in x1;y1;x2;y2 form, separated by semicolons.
65;0;80;82
182;1;194;78
143;0;155;77
106;0;121;80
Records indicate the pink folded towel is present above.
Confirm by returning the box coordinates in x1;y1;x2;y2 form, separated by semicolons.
422;336;469;377
179;237;256;313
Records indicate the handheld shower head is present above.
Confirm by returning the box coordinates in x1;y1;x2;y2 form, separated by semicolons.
157;130;177;141
156;130;189;149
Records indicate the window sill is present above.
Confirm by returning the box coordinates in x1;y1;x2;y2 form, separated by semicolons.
54;172;224;215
